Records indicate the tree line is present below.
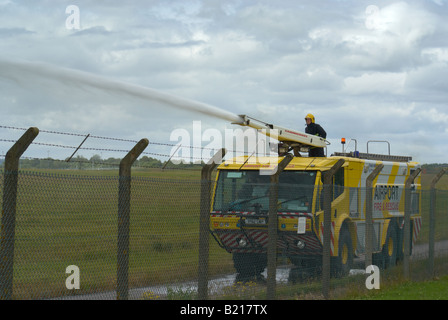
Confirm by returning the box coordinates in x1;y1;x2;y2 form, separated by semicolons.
13;155;203;170
421;163;448;174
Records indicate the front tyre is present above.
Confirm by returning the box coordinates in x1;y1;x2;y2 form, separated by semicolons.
233;252;267;283
331;226;354;277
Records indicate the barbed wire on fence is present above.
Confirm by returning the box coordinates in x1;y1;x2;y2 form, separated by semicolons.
0;125;213;171
0;124;277;170
1;126;448;301
0;125;216;151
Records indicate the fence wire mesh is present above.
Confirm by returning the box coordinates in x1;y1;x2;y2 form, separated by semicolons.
1;170;119;299
0;169;448;300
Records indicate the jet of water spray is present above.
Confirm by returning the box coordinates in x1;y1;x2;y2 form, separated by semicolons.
0;58;244;124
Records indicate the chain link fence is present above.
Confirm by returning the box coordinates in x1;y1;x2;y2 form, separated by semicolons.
0;169;207;300
0;129;447;300
411;189;448;280
1;167;447;300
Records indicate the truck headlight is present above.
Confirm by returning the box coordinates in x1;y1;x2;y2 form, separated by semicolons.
296;240;306;249
237;238;247;247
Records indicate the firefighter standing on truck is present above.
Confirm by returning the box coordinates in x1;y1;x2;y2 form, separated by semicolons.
304;113;326;157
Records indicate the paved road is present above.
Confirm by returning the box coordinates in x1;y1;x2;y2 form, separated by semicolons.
56;266;291;300
412;240;448;258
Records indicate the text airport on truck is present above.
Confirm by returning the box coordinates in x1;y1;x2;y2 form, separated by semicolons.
209;115;422;282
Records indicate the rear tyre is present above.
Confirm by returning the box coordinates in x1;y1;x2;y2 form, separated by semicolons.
382;221;398;269
397;222;414;262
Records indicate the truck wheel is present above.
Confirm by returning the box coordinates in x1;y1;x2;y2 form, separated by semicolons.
331;226;353;277
382;222;398;269
233;253;266;283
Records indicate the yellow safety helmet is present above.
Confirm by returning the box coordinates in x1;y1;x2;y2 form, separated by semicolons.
305;113;315;123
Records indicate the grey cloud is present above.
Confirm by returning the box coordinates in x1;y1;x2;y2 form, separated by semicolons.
0;27;34;37
1;1;448;163
70;26;112;37
129;39;207;50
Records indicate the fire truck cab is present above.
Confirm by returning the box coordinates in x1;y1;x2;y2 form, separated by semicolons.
210;152;422;282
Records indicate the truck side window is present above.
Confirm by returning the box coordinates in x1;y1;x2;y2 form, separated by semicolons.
333;169;344;200
318;168;344;210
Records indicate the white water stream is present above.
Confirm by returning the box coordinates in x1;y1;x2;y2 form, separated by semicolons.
0;58;243;124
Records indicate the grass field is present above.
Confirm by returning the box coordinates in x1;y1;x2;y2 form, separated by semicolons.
416;173;448;245
1;168;234;299
1;167;448;299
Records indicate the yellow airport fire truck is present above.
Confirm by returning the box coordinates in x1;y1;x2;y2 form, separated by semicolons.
209;116;422;282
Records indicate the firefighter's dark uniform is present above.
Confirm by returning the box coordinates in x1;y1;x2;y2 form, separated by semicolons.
305;114;326;157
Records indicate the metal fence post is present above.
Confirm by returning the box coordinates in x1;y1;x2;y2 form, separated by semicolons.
321;159;345;300
428;169;446;278
0;127;39;300
117;138;149;300
266;154;293;300
198;148;226;300
365;164;384;268
403;168;421;279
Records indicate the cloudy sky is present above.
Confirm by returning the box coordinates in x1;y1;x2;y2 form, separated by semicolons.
1;0;448;164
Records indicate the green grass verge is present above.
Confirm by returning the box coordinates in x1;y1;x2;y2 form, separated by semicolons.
356;275;448;300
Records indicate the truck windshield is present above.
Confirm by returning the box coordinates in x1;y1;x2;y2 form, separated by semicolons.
213;170;317;213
